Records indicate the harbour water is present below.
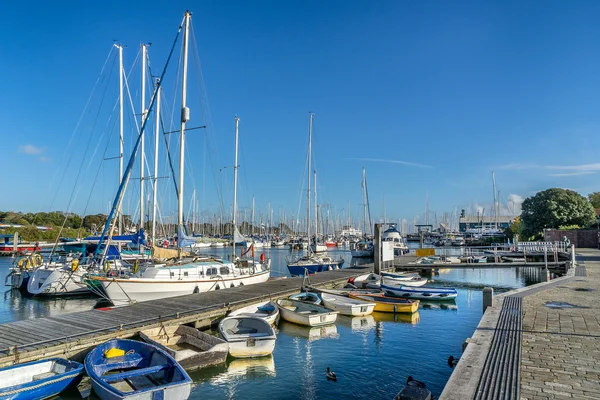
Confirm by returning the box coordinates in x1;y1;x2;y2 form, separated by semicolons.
0;246;547;399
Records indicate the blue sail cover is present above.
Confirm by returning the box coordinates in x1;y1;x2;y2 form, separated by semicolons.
85;229;146;246
177;225;197;248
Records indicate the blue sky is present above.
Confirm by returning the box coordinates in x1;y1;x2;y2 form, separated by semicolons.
1;1;600;229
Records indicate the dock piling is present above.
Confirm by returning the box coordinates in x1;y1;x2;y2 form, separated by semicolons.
482;287;494;313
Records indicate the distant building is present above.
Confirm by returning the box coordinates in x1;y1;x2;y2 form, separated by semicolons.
459;216;517;233
337;226;362;237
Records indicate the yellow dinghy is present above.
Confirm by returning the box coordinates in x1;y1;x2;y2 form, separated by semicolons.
348;292;419;313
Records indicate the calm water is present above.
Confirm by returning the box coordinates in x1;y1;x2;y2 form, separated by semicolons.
0;245;545;399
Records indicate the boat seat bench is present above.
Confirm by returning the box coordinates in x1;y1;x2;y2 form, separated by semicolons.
101;364;168;383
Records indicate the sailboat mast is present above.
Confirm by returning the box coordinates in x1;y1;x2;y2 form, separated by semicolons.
362;167;367;236
492;171;497;230
232;116;239;259
314;170;318;241
117;44;124;235
139;44;147;233
251;197;255;235
178;11;191;229
152;81;161;243
307;113;313;254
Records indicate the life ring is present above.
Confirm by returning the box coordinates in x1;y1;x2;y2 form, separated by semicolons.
103;260;110;273
17;258;30;270
31;254;43;267
71;259;79;272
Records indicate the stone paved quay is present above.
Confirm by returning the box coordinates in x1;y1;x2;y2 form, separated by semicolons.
440;248;600;400
520;249;600;400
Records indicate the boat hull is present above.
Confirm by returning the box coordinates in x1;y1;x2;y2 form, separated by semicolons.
320;293;375;316
276;299;338;327
27;267;91;296
381;284;458;301
85;339;191;400
219;316;277;358
94;269;270;306
287;259;344;276
0;358;84;400
348;293;419;313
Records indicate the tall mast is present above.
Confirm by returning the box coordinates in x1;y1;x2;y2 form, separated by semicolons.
151;81;161;243
314;170;318;240
492;171;497;230
140;43;147;233
178;11;191;230
307;113;313;254
362;167;367;236
117;44;124;235
232;116;239;259
251;197;255;235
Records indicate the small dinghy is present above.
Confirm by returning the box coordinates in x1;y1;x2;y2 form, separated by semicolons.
349;272;426;288
276;299;338;327
289;291;322;304
348;292;420;313
320;292;375;316
381;283;458;301
0;358;84;399
139;324;229;371
393;376;433;400
85;338;192;400
228;300;280;325
219;316;277;358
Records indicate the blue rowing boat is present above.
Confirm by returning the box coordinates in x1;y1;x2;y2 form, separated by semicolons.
381;283;458;301
85;339;192;400
0;358;83;399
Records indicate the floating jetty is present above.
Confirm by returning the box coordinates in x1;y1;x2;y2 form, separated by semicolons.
0;266;372;368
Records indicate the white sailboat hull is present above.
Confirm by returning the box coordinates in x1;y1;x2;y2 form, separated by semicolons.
95;270;270;306
27;266;90;296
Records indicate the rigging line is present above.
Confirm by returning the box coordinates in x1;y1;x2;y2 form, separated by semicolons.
49;54;120;257
40;46;116;216
45;48;118;219
95;13;186;257
190;24;225;214
77;114;121;236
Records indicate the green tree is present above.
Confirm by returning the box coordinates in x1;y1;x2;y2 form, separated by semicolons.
588;192;600;208
504;216;522;239
521;188;595;237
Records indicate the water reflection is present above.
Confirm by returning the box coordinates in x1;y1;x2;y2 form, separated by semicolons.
337;315;376;332
278;321;339;341
420;302;458;311
372;311;420;325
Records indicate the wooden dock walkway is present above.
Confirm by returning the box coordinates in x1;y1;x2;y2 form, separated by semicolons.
0;265;372;368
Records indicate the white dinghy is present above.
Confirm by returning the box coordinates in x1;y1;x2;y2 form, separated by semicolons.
219;316;277;358
228;300;279;326
320;292;376;316
276;299;338;327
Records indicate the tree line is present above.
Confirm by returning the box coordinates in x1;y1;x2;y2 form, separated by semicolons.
505;189;599;240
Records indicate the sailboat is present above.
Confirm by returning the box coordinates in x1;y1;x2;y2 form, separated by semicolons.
286;113;344;276
350;168;374;258
88;12;270;306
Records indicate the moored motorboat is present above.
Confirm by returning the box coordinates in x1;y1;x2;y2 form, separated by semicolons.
228;300;279;325
380;283;458;301
289;291;322;304
0;358;84;399
85;338;192;400
139;324;229;371
348;292;419;313
276;298;338;327
218;316;277;358
320;292;375;316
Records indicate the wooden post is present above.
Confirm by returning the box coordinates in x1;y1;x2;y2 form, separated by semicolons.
374;223;382;274
571;244;576;267
419;231;423;249
483;287;493;313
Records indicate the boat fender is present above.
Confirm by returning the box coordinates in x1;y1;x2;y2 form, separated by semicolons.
103;261;110;273
348;277;355;284
71;259;79;272
104;348;125;358
260;253;265;262
132;260;139;274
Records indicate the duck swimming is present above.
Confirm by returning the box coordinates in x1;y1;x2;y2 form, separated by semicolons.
326;367;337;381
